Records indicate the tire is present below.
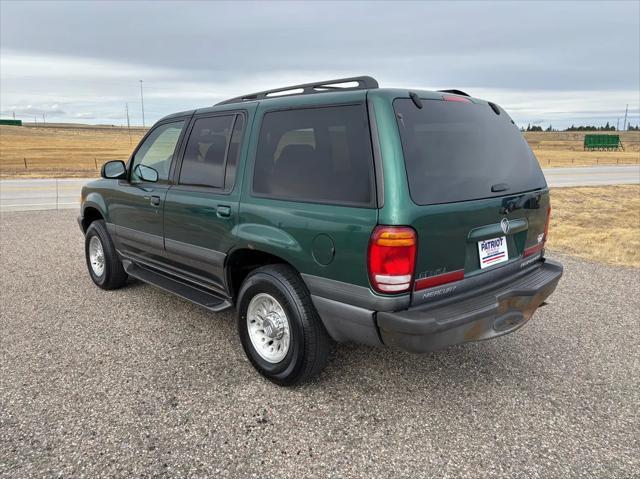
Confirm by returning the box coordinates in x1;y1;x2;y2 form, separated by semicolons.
237;264;333;386
84;220;128;290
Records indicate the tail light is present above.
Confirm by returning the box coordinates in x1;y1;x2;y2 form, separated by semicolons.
524;206;551;257
368;226;417;293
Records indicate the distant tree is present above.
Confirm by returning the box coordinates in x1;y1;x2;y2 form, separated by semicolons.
545;125;554;132
526;123;531;131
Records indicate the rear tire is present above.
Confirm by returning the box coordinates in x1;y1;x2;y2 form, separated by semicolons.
84;220;128;290
237;264;333;386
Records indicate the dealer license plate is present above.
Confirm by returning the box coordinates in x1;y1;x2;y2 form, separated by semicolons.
478;236;508;269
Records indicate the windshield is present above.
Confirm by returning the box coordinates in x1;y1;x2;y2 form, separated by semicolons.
394;98;547;205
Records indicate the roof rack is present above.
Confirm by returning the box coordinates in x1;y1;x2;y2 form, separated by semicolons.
216;76;379;105
438;89;471;97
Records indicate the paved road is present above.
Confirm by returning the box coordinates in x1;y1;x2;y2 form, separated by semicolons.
1;210;638;478
1;165;639;212
0;178;90;211
542;165;640;187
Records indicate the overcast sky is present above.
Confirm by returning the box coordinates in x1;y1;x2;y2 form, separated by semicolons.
1;0;639;128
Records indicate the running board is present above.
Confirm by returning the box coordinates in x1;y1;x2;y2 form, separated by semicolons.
123;261;232;312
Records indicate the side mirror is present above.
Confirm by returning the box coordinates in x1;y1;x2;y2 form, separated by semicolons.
101;160;127;179
133;164;159;183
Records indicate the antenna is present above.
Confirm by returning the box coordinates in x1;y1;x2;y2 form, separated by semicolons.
139;80;146;127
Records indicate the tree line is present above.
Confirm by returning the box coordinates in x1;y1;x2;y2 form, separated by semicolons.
522;122;639;132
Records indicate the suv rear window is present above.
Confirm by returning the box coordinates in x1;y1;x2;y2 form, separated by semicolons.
253;105;374;206
394;98;547;205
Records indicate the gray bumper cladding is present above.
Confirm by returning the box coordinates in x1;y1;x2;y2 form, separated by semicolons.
376;259;563;353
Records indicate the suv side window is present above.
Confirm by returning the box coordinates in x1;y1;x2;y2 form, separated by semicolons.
130;120;185;182
253;104;374;206
179;114;240;188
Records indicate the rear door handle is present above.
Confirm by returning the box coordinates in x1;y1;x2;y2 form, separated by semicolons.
216;205;231;218
150;195;161;207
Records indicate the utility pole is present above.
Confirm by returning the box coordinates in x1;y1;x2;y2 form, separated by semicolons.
125;103;132;144
42;113;46;124
623;104;628;131
616;118;620;131
12;111;15;120
139;80;145;127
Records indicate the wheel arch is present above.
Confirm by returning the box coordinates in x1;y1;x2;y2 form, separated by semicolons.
81;193;108;232
226;248;298;303
81;205;105;232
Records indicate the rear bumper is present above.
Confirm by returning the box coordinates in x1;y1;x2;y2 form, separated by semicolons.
376;259;563;353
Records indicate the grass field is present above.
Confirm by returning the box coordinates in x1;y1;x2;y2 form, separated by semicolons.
526;131;640;168
0;124;639;178
549;185;640;268
0;125;145;178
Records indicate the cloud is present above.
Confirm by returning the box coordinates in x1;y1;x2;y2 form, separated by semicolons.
1;103;66;117
1;1;638;127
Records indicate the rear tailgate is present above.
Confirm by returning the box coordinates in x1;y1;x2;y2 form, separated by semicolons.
393;96;550;305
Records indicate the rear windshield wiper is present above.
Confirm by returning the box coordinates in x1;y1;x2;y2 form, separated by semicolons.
491;183;510;192
501;192;541;214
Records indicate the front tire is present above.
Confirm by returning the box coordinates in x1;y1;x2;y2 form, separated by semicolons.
237;264;333;386
84;220;128;290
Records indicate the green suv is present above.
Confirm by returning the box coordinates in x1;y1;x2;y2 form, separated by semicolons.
79;76;563;385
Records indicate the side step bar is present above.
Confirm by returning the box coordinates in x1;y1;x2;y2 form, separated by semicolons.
123;261;232;313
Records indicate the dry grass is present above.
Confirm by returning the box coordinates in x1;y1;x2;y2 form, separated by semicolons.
549;185;640;268
0;125;145;178
0;125;639;179
525;131;640;167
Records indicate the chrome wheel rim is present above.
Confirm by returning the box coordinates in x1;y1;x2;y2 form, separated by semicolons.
88;236;105;277
246;293;290;363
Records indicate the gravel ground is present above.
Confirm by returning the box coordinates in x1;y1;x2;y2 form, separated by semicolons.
1;210;639;478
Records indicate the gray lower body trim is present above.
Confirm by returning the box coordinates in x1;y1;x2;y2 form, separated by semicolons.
115;224;164;255
165;238;226;268
164;238;226;291
311;295;381;347
301;274;409;312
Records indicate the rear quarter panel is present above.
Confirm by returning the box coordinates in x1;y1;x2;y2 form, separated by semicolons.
237;92;378;288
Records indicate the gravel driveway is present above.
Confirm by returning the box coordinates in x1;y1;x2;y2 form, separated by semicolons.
1;210;638;478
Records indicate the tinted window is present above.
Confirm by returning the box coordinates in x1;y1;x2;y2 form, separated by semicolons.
395;98;547;205
253;105;374;205
131;121;184;182
180;115;235;188
225;114;245;189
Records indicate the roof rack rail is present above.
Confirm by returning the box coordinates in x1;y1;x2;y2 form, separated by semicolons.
216;76;379;105
438;89;471;97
